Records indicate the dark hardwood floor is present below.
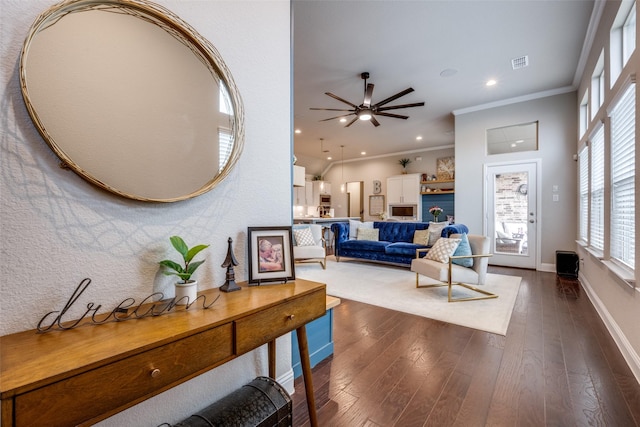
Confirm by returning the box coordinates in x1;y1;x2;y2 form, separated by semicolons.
291;266;640;426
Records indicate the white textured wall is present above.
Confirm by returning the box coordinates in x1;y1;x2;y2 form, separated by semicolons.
0;0;292;425
453;92;578;265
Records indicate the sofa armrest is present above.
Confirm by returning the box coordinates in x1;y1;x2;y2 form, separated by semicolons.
331;223;350;247
442;224;469;237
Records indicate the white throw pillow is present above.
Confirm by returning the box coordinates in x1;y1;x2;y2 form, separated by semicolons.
293;227;315;246
356;228;379;241
349;219;373;239
427;221;448;246
425;237;461;263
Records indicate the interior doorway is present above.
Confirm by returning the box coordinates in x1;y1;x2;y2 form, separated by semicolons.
347;181;364;220
485;161;538;269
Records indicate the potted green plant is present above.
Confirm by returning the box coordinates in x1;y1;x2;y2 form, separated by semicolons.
159;236;209;304
398;158;411;173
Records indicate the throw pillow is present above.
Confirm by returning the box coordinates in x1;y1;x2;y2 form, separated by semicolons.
349;219;373;239
413;229;429;245
357;228;379;241
293;227;315;246
425;237;461;264
496;230;511;239
451;233;474;267
427;221;448;246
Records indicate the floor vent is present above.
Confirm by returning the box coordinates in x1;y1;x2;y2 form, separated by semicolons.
511;55;529;70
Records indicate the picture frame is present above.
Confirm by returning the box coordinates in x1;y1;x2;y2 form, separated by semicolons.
247;226;295;285
369;194;385;216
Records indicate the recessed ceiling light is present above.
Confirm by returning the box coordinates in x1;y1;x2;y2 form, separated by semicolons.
511;143;517;147
486;79;497;86
361;151;366;155
515;139;524;143
440;68;458;77
339;118;347;123
327;156;332;160
294;129;301;134
416;136;423;141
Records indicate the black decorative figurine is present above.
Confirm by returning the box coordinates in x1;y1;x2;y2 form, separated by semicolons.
219;237;241;292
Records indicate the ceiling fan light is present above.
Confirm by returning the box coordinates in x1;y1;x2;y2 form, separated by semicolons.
358;110;372;121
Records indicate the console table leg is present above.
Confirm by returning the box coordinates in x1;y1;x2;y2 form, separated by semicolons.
296;325;318;427
268;340;276;378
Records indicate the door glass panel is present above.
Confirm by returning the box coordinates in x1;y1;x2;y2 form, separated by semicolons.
494;172;529;255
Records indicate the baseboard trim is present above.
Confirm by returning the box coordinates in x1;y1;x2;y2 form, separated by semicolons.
539;262;555;273
579;272;640;385
277;368;295;395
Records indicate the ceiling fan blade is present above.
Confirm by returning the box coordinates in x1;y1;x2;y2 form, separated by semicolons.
310;107;355;111
319;113;355;122
376;102;425;112
344;117;359;127
372;87;415;108
325;92;358;108
363;83;374;108
375;112;409;119
370;116;381;127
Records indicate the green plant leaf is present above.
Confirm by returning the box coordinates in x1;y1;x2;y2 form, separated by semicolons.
185;244;209;263
169;236;189;259
186;259;205;275
159;259;184;273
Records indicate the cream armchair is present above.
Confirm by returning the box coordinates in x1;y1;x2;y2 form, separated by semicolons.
293;224;326;269
410;234;496;302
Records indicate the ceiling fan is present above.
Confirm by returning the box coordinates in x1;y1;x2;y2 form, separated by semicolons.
310;72;425;127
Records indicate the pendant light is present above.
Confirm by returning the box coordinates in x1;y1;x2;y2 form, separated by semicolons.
340;145;345;193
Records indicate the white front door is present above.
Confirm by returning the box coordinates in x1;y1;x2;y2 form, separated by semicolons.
485;161;538;269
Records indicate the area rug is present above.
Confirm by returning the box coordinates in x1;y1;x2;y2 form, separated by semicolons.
295;257;521;336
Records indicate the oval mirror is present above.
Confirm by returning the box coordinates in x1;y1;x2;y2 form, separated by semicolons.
20;0;244;202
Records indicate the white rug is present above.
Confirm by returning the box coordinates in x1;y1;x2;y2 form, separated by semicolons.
295;257;521;336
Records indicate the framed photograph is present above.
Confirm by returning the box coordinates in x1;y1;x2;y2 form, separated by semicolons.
369;195;385;216
247;226;295;285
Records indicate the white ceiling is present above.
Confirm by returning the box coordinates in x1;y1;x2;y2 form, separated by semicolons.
293;0;596;175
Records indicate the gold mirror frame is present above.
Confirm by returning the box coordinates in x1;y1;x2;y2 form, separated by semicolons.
20;0;244;202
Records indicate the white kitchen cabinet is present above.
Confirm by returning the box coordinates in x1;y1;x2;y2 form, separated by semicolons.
387;174;420;204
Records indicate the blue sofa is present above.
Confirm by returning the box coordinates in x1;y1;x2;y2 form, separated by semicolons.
331;221;468;266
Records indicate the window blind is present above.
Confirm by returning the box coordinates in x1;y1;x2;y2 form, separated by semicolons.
609;83;635;269
590;125;605;251
219;128;233;173
579;146;589;242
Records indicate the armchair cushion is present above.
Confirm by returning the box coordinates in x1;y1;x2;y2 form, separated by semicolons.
293;227;316;246
424;237;461;263
451;233;473;267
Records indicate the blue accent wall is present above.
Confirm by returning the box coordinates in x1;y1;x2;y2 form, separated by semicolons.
422;193;455;222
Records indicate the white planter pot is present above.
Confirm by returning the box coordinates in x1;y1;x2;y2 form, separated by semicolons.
174;280;198;305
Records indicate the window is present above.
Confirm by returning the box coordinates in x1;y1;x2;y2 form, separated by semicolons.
591;51;605;119
622;2;636;65
590;125;605;251
218;128;233;173
610;1;636;86
578;145;589;243
579;90;589;137
219;83;233;116
609;83;635;269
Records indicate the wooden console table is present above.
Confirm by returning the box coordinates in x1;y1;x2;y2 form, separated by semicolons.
0;279;326;427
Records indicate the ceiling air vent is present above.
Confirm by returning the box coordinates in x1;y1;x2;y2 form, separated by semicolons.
511;55;529;70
